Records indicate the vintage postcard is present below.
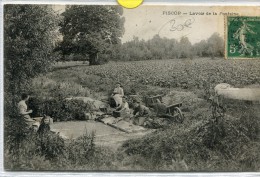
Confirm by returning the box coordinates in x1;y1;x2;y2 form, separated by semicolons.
3;4;260;172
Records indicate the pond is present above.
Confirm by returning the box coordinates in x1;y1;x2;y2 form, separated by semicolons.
50;120;152;150
50;120;122;139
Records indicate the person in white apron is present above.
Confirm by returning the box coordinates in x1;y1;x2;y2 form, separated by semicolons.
18;93;40;129
111;83;124;107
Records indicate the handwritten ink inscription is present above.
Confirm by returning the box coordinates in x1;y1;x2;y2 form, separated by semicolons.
158;18;195;34
169;18;195;31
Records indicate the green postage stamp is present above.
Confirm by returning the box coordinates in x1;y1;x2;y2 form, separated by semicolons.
226;16;260;59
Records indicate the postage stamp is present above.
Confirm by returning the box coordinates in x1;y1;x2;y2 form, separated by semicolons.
226;16;260;59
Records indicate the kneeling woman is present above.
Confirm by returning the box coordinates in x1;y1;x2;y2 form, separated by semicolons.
111;82;124;107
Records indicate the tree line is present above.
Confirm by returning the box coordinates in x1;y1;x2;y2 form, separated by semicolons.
110;33;224;61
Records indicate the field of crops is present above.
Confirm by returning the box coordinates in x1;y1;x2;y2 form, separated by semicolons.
51;58;260;93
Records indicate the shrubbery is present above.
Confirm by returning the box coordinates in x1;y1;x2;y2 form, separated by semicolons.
65;131;95;165
121;106;260;171
31;76;91;98
4;116;65;170
4;115;116;170
28;97;94;121
36;132;65;160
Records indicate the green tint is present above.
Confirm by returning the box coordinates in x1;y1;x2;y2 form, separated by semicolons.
227;16;260;59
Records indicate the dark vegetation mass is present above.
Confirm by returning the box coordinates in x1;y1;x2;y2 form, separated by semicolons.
4;4;260;171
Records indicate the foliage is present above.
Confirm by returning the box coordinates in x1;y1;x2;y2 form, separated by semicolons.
222;100;260;141
28;97;94;121
238;111;259;141
65;131;95;165
36;132;65;160
193;40;208;57
30;75;91;99
63;54;89;61
193;33;224;58
4;4;119;171
111;33;224;61
29;57;259;171
121;114;259;171
4;116;64;170
4;5;60;99
178;36;193;58
58;5;125;65
4;116;117;171
207;33;225;58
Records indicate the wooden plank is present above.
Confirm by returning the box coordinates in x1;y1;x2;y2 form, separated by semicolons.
167;102;182;109
98;116;146;133
106;122;131;133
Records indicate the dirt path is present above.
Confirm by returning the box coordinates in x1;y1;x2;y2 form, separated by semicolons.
50;121;153;150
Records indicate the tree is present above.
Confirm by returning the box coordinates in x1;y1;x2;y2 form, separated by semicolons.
177;36;193;58
193;40;208;57
58;5;125;65
4;5;60;105
148;35;166;59
207;32;224;58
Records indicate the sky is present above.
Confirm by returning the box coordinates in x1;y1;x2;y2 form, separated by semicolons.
52;5;259;44
121;6;224;44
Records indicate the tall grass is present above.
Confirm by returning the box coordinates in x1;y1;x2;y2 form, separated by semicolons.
4;116;118;170
31;76;90;98
120;102;260;171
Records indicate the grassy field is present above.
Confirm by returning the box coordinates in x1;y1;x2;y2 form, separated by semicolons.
27;58;260;171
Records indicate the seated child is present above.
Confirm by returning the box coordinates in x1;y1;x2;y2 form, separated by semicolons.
37;115;51;135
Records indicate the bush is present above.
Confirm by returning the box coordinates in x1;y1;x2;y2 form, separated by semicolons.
4;115;65;170
5;151;53;171
122;130;180;168
65;131;95;165
237;106;259;141
50;82;90;98
28;97;94;121
36;132;65;160
121;114;260;171
63;54;88;61
4;114;118;170
48;130;118;170
31;77;91;98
